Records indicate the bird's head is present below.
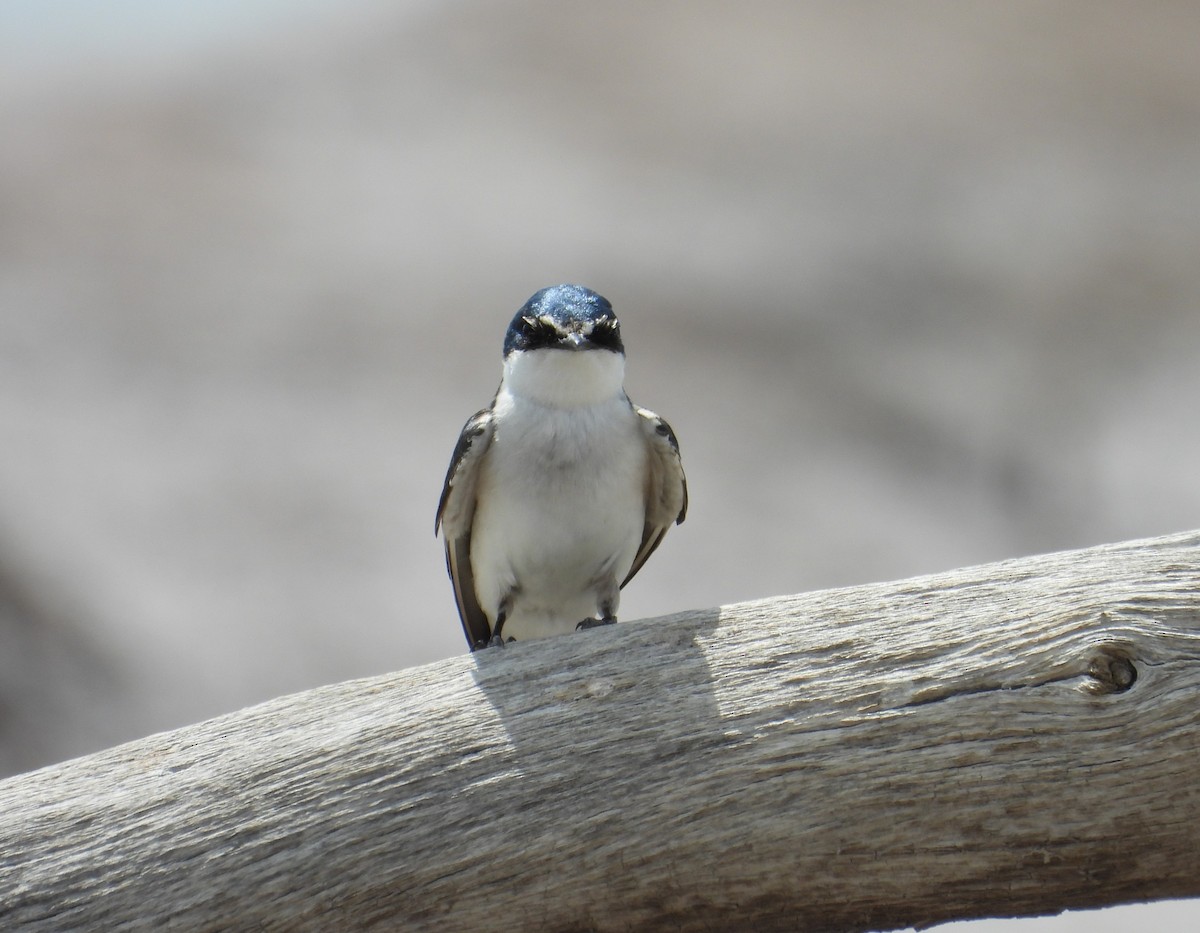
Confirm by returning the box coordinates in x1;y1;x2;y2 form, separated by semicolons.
500;285;627;407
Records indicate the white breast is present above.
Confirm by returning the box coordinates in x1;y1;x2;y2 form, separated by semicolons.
469;354;647;641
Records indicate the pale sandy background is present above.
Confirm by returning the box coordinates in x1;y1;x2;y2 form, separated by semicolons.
1;1;1198;929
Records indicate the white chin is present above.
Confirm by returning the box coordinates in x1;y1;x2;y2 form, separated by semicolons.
503;348;626;407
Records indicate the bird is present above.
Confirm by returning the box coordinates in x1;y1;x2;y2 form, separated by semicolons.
435;284;687;651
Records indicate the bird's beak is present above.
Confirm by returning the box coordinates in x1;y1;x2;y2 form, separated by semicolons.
563;332;589;350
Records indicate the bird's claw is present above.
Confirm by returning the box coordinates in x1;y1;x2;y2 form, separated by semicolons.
576;616;617;631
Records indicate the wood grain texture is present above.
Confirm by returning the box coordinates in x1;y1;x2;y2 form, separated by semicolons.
3;530;1200;931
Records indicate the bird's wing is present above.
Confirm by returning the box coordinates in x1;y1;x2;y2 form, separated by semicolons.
435;407;495;650
622;405;688;588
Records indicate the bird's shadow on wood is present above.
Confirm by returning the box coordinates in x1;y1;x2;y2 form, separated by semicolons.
468;608;724;834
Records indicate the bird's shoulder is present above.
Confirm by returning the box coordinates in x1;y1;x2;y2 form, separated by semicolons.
619;401;688;589
632;404;683;456
435;405;496;535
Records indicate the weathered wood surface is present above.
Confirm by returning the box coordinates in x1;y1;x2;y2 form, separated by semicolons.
2;531;1200;931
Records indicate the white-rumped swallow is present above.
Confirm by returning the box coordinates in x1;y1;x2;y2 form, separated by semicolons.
436;284;687;650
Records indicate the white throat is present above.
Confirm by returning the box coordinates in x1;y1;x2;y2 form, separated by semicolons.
500;348;626;408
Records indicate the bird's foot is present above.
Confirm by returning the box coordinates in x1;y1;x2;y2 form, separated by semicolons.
474;633;511;650
576;616;617;631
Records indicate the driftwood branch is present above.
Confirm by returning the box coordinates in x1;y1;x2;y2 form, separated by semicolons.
3;531;1200;931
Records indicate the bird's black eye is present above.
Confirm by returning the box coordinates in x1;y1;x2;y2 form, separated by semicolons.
518;315;557;349
589;316;623;351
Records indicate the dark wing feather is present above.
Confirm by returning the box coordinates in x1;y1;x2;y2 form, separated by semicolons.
621;405;687;588
435;408;495;650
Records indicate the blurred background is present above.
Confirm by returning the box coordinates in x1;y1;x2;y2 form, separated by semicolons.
1;1;1197;928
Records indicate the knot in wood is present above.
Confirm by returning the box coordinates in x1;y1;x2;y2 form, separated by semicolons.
1085;646;1137;695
